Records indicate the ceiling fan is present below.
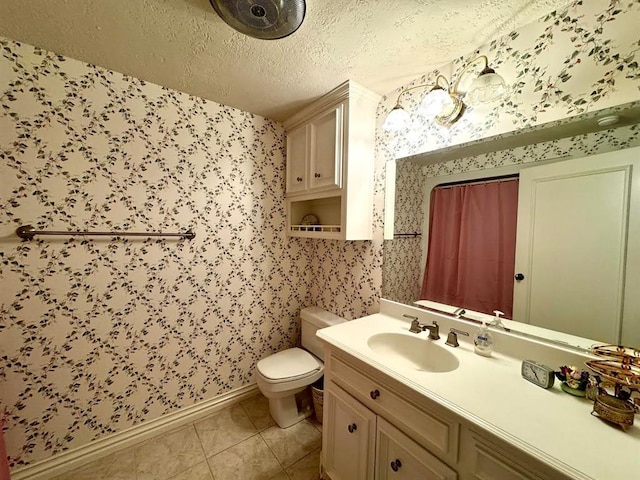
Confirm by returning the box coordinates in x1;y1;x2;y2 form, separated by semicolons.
210;0;306;40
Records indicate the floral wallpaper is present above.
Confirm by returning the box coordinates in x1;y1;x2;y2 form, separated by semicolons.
0;38;311;469
381;160;424;305
378;0;640;160
1;0;640;472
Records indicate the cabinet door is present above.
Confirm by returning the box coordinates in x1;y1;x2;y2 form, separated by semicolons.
309;104;343;191
459;429;553;480
286;124;308;194
376;417;457;480
329;355;459;465
323;382;376;480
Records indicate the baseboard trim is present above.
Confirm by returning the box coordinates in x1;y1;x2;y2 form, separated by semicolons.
11;383;260;480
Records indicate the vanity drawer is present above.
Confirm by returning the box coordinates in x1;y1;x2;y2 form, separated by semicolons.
328;353;459;465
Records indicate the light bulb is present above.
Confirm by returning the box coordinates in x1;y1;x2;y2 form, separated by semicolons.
466;71;507;105
382;105;411;131
418;87;454;117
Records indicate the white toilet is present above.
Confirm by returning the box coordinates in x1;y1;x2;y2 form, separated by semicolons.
256;306;345;428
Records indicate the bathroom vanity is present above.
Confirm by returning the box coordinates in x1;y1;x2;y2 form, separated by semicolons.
317;300;640;480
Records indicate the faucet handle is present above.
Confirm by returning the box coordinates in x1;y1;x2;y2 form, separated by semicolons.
405;315;422;334
446;328;469;348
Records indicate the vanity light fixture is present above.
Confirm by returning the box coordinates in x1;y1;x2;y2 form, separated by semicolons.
382;55;507;131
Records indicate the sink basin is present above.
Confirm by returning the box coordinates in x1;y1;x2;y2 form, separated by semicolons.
367;332;459;373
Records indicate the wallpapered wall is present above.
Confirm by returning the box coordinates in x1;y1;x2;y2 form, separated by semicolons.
1;0;640;470
379;0;640;160
381;161;424;305
0;38;312;468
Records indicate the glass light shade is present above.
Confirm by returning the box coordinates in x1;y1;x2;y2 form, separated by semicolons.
466;72;507;105
418;87;454;118
382;105;411;131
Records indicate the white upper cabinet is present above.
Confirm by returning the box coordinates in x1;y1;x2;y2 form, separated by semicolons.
284;80;379;240
285;124;309;194
286;104;343;195
309;104;343;191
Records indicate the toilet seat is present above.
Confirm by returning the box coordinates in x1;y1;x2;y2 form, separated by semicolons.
257;347;322;382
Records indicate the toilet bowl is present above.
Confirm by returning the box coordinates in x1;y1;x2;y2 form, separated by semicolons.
256;306;345;428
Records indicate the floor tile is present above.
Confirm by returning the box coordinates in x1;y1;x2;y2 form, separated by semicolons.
286;448;321;480
260;419;321;468
52;397;322;480
241;394;276;431
269;472;290;480
52;448;136;480
308;416;323;434
207;434;284;480
167;460;213;480
195;403;258;457
135;425;206;480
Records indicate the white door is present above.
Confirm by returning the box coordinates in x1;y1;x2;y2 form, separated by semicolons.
323;382;376;480
309;104;343;191
513;148;640;344
286;124;308;194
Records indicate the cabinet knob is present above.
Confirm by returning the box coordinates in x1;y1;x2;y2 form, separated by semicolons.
390;459;402;472
370;389;380;400
314;172;321;178
296;176;303;182
515;273;525;281
347;423;357;433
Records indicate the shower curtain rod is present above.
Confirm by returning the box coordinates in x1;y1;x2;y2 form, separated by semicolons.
16;225;195;240
436;173;519;189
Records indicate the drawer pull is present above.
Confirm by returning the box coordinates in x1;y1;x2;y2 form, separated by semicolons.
314;172;321;178
347;423;358;433
390;459;402;472
296;176;303;182
370;389;380;400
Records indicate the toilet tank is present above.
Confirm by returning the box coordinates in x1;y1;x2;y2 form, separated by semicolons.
301;306;346;360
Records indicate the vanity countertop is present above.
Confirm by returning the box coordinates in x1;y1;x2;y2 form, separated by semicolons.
317;307;640;480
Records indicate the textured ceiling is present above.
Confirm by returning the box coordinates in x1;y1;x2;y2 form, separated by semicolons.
0;0;564;122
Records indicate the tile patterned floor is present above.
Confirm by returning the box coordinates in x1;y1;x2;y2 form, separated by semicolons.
53;394;322;480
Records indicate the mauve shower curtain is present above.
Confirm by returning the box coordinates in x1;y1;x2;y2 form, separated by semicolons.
0;421;9;480
421;178;519;318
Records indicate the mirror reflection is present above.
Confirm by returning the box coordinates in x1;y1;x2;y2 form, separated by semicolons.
382;121;640;349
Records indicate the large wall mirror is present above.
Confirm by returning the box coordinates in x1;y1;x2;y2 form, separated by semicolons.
382;105;640;350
